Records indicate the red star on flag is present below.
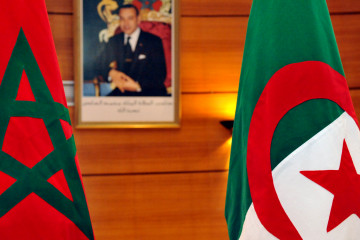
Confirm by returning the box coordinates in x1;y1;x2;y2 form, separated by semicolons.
301;140;360;232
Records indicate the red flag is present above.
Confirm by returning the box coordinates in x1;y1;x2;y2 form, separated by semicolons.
0;0;94;239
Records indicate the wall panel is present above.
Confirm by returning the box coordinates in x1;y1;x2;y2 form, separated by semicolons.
72;89;360;176
351;89;360;119
49;14;73;81
45;0;73;13
181;0;252;16
181;0;360;16
180;17;246;93
73;93;235;175
83;172;229;240
44;0;360;16
333;14;360;88
327;0;360;14
180;15;360;92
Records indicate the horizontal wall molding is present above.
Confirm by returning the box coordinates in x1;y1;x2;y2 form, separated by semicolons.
45;0;360;16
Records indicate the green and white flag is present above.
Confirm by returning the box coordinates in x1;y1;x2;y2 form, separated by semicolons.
225;0;360;239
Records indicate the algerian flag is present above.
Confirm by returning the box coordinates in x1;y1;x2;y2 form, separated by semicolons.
225;0;360;239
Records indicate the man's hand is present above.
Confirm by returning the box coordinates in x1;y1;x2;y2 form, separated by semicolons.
122;77;141;92
109;69;141;93
109;69;127;92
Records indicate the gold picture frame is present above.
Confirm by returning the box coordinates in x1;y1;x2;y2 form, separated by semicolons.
74;0;180;128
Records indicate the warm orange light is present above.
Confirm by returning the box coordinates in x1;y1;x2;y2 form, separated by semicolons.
225;137;232;168
226;137;232;148
222;99;237;120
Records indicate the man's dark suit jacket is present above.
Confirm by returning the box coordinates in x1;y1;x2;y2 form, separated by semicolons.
95;30;167;96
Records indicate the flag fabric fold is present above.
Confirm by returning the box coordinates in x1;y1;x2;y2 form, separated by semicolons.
0;0;94;239
225;0;360;239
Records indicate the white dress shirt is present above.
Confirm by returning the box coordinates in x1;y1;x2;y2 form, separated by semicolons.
124;27;141;52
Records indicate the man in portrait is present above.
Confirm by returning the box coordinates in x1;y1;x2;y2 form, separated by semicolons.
95;4;168;96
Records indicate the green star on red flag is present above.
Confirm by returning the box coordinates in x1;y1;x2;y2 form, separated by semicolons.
0;1;94;239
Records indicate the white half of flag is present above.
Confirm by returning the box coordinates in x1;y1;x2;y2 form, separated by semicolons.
240;112;360;240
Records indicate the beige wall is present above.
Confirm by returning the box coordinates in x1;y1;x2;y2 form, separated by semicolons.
45;0;360;239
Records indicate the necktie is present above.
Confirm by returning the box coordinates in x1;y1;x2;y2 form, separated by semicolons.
124;36;133;74
125;36;131;52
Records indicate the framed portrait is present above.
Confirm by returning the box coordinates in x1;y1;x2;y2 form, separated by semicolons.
74;0;180;128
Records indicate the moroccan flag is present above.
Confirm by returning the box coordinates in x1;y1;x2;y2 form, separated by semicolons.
0;1;94;239
225;0;360;239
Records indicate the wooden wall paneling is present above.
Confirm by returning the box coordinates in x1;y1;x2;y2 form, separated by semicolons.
180;0;360;16
48;14;73;81
350;89;360;120
71;93;236;175
180;15;360;92
83;171;229;240
180;17;246;93
45;0;73;13
180;0;252;16
327;0;360;14
332;14;360;88
72;89;360;176
45;0;360;16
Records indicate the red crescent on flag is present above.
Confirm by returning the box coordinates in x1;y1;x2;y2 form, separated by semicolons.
247;61;358;239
